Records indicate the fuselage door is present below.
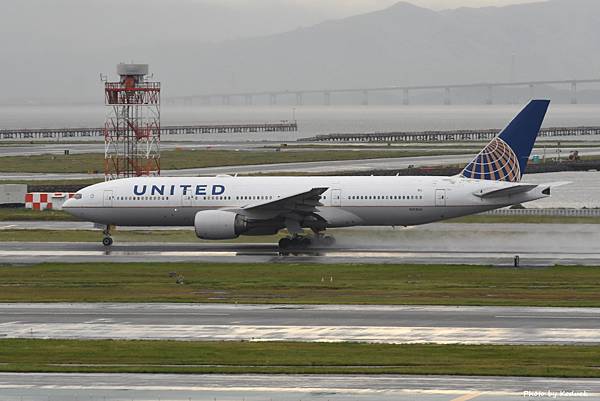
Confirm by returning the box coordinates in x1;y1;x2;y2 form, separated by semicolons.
103;190;113;207
330;189;342;207
182;195;192;207
435;189;446;207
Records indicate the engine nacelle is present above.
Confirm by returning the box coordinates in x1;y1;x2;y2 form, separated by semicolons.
194;210;247;240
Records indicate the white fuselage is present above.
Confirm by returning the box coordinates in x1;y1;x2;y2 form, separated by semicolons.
63;175;548;230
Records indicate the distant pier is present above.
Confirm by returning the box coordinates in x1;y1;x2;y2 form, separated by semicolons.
0;122;297;140
300;126;600;143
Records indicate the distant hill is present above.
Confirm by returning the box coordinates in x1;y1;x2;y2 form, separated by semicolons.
166;0;600;96
3;0;600;103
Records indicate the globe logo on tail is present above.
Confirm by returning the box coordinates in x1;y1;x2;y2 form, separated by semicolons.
460;137;521;182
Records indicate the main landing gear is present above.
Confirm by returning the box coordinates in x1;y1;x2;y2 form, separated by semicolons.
278;234;335;251
102;225;113;247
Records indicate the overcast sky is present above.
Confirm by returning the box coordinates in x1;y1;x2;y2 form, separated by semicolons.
1;0;578;103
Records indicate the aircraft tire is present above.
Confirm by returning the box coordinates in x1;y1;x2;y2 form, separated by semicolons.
299;237;312;248
322;236;335;246
102;237;113;247
278;237;292;249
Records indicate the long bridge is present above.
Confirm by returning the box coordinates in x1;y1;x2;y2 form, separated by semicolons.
0;122;297;140
300;126;600;143
171;78;600;106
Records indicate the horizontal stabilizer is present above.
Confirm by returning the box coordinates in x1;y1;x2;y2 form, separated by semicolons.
474;184;538;198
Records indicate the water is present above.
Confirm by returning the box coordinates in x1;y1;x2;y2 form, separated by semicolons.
1;104;599;142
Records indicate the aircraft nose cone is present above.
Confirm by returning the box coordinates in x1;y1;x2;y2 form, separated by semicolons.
62;198;75;209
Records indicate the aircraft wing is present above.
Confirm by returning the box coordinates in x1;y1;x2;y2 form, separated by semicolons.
229;187;329;220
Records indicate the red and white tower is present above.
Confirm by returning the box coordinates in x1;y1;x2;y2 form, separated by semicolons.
104;63;160;180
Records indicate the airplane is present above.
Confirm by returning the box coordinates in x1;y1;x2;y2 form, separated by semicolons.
63;99;556;249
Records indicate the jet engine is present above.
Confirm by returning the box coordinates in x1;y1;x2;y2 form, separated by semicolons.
194;210;248;240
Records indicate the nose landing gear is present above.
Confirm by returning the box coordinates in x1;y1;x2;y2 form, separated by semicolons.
102;225;113;247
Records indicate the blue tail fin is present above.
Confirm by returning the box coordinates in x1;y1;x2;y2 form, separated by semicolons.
460;99;550;182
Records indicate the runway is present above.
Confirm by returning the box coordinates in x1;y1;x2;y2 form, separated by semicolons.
0;141;477;157
1;223;599;265
2;150;600;179
0;373;598;401
1;303;599;344
0;141;278;157
1;240;600;265
1;141;595;157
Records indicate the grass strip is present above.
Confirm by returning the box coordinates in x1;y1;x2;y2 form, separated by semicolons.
1;262;600;306
0;229;263;243
0;208;79;221
0;149;465;173
0;339;598;377
0;179;102;191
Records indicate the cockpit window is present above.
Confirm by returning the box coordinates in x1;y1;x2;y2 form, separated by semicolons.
73;194;82;199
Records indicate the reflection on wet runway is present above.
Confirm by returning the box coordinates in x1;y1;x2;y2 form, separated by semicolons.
0;240;599;265
2;303;599;344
